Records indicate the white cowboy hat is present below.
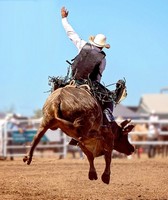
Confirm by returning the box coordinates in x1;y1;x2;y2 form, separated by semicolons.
89;34;110;49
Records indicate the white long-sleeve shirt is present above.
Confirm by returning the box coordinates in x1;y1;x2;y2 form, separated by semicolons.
62;17;106;82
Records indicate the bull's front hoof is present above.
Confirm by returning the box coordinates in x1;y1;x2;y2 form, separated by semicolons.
23;156;32;165
89;171;98;181
101;173;110;184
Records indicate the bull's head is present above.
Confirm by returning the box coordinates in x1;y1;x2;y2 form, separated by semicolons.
112;119;135;155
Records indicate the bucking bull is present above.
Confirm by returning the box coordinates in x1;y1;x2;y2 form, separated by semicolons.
23;82;134;184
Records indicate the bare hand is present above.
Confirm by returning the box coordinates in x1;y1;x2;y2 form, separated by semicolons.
61;7;69;18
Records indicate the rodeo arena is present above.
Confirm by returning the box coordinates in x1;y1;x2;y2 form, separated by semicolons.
1;83;168;161
0;79;168;199
1;93;168;160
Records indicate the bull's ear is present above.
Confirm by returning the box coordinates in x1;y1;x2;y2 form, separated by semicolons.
120;119;131;128
122;124;134;135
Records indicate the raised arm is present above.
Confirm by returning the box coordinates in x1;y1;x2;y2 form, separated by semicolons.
61;7;86;51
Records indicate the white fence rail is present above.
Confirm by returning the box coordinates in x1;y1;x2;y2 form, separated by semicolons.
0;119;68;159
0;118;168;159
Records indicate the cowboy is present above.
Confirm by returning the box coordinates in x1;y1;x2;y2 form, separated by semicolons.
61;7;119;133
61;7;110;83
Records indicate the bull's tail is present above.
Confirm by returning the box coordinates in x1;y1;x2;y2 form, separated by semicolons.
54;103;81;140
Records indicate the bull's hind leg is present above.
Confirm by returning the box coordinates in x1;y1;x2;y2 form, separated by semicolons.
55;116;87;141
23;124;49;165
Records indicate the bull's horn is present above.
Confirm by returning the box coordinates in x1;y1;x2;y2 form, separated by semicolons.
120;119;131;128
123;124;135;135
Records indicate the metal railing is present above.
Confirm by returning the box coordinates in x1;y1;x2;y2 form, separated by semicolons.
0;119;68;159
0;118;168;159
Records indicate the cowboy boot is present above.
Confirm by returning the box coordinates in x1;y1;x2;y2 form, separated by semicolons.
103;108;122;132
69;138;78;146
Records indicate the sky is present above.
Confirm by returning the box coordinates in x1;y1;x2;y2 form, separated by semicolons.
0;0;168;117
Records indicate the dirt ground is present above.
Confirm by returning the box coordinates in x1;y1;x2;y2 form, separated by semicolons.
0;154;168;200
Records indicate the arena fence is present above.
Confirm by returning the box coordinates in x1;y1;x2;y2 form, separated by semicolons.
129;119;168;146
0;118;168;159
0;119;68;159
